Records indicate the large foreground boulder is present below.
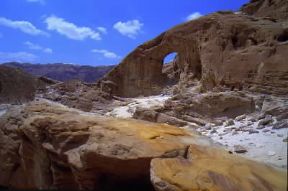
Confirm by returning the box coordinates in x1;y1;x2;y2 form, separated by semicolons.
0;101;286;190
0;100;190;190
151;144;287;191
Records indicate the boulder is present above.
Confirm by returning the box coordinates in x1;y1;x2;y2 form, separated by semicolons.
0;100;191;190
151;145;287;191
164;92;255;119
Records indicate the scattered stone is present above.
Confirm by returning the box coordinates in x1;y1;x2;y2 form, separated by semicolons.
235;114;246;121
210;129;217;134
273;120;288;129
258;115;273;126
263;129;270;133
257;114;266;120
224;119;235;127
234;145;247;154
277;134;284;137
283;137;288;142
256;125;265;129
249;129;259;134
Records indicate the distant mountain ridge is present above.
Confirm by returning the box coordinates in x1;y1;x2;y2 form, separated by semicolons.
2;62;115;83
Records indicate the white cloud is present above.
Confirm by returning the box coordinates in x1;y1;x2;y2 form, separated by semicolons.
186;12;203;21
45;15;101;40
91;49;120;59
0;17;48;36
0;51;37;62
113;20;143;39
24;41;53;54
26;0;45;4
97;27;107;34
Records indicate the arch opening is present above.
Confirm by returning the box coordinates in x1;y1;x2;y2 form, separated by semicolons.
163;52;178;65
162;52;180;86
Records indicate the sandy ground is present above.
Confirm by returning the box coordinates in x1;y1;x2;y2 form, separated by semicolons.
105;95;288;169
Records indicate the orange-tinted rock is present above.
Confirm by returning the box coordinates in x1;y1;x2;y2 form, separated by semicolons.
151;144;287;191
0;100;191;190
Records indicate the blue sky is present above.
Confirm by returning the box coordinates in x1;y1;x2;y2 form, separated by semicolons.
0;0;249;66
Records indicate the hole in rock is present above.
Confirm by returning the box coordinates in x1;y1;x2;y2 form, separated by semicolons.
163;52;178;65
98;173;154;191
162;52;180;85
277;30;288;42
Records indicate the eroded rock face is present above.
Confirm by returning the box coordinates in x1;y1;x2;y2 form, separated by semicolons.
42;80;112;112
99;9;288;97
241;0;288;20
0;100;191;190
0;66;38;104
151;145;287;191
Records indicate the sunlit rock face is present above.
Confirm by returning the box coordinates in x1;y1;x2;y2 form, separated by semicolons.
99;9;288;97
151;144;287;191
0;100;191;190
0;100;286;191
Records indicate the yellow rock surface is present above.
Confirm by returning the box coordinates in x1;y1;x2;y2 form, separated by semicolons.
151;144;287;191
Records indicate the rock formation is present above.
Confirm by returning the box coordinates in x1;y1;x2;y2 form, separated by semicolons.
41;80;112;112
151;144;287;191
0;100;190;190
241;0;288;21
99;1;288;97
0;100;286;190
0;66;52;104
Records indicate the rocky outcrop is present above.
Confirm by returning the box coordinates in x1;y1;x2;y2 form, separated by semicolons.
3;62;115;83
0;100;190;190
151;144;287;191
0;100;286;190
99;5;288;97
241;0;288;20
133;91;256;126
0;66;39;104
41;80;112;112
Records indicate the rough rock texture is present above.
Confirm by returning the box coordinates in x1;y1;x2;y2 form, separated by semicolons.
133;91;255;126
0;66;51;104
151;145;287;191
0;100;191;190
99;7;288;97
3;62;115;83
241;0;288;21
42;80;112;112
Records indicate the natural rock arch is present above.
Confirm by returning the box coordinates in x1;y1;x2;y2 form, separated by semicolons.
99;12;288;97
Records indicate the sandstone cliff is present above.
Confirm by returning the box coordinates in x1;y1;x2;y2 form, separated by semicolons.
99;2;288;97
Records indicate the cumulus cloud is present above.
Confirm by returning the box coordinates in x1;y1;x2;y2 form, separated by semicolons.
0;17;48;36
97;27;107;34
24;41;53;54
91;49;120;59
113;20;143;39
45;15;101;40
186;12;203;21
26;0;45;4
0;51;37;62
